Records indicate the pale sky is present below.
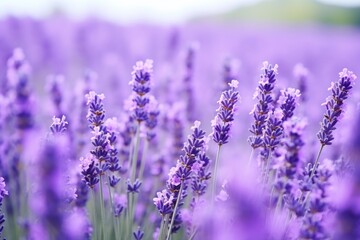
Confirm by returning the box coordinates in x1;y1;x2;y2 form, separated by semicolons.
0;0;359;24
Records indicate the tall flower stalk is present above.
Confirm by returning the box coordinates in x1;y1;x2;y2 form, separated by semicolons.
210;80;239;200
312;69;356;178
154;121;206;240
248;62;278;163
127;59;154;237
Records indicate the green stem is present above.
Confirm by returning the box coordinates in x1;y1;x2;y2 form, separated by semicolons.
247;148;254;169
114;217;120;240
309;144;325;180
211;145;222;201
166;183;184;240
127;193;132;239
99;175;105;240
90;189;99;240
131;122;141;182
189;227;198;240
107;183;115;239
158;215;168;240
138;140;149;179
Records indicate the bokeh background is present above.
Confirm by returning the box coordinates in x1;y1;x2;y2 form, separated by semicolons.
0;0;359;152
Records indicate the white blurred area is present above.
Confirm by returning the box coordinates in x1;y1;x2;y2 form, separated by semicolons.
0;0;359;24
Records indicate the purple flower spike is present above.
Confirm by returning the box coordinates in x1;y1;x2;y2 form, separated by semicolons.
0;177;7;200
7;48;34;130
50;115;68;134
317;69;356;146
80;155;99;188
261;108;284;161
0;177;8;239
211;80;240;146
294;63;309;102
133;227;144;240
278;88;301;122
154;121;206;232
249;61;278;149
129;59;153;123
46;74;65;116
183;43;198;122
222;57;239;90
86;91;106;129
108;175;121;187
145;95;160;141
74;174;89;208
113;193;126;217
127;179;142;193
153;190;174;216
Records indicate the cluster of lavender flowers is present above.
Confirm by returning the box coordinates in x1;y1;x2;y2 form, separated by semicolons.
0;37;359;240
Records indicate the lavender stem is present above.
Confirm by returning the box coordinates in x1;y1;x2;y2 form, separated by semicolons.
211;145;222;201
138;140;149;180
309;144;324;180
166;182;184;240
131;122;141;182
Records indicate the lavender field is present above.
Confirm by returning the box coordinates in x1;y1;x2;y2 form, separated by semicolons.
0;17;360;240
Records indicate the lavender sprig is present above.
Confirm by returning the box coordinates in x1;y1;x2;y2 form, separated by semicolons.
210;79;239;199
312;69;356;179
317;69;356;146
50;115;68;135
278;88;301;122
154;121;206;240
249;61;278;149
129;59;153;123
211;80;239;146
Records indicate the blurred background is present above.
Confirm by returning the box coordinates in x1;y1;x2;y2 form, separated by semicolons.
0;0;360;25
0;0;359;138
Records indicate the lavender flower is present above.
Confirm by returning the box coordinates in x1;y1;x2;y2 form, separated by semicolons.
211;80;239;146
127;179;142;193
298;161;333;240
249;61;278;149
7;48;34;130
281;117;307;179
86;91;106;130
294;63;309;102
145;96;160;142
278;88;301;121
153;190;173;216
74;174;89;208
50;115;68;134
221;57;239;90
129;59;153;123
317;69;356;146
183;43;198;122
262;108;284;154
108;175;120;187
154;121;206;237
46;74;65;117
74;71;96;156
168;103;186;161
191;153;211;198
113;193;126;217
80;154;99;188
104;118;121;173
133;227;144;240
0;177;8;239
